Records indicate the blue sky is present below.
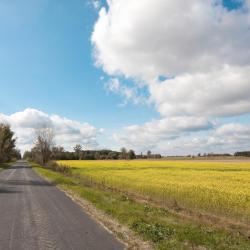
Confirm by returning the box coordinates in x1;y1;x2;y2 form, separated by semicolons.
0;0;157;127
223;0;243;9
0;0;249;154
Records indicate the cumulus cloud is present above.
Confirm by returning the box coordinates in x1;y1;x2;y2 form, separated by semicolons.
212;123;250;146
92;0;250;117
114;116;213;152
115;121;250;155
0;108;102;152
184;123;250;154
150;66;250;117
92;0;250;77
92;0;250;153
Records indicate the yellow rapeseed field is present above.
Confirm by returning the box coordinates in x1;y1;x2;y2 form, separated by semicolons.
58;160;250;223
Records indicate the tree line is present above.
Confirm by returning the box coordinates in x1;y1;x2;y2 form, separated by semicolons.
23;128;162;165
234;151;250;157
0;123;21;163
24;143;162;163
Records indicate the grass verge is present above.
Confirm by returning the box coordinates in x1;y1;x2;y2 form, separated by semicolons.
32;163;250;250
0;162;13;172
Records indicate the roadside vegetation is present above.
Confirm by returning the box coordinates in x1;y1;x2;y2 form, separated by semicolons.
32;162;250;250
0;162;12;172
0;123;21;167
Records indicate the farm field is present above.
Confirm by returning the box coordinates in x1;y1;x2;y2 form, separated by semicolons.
58;160;250;224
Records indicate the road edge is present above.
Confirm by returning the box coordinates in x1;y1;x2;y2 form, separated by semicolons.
32;165;152;250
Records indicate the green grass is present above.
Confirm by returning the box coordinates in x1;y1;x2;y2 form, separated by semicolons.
0;162;12;171
33;163;250;250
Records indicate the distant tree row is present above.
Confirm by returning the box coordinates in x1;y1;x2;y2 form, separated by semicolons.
23;128;162;164
137;150;162;159
195;153;232;157
52;146;123;160
0;123;21;163
234;151;250;157
47;146;161;160
194;152;250;158
24;145;137;161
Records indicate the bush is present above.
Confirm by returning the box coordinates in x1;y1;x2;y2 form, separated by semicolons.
46;161;71;174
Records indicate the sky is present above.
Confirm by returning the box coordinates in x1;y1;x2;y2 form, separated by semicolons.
0;0;250;155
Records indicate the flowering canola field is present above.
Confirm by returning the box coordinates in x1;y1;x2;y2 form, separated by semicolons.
58;160;250;223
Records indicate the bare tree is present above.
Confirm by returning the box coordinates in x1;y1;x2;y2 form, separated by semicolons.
73;144;82;160
34;127;54;165
147;150;152;159
51;146;65;160
120;147;127;159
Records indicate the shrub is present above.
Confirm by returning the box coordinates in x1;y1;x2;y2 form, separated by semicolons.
47;161;71;174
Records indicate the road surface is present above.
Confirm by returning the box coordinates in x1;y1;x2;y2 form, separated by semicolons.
0;161;124;250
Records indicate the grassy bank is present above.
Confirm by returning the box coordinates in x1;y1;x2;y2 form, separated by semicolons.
0;162;13;171
33;163;250;250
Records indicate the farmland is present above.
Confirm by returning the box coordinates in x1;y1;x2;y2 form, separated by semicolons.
58;160;250;224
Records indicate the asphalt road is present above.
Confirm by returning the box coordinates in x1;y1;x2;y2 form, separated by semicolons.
0;161;124;250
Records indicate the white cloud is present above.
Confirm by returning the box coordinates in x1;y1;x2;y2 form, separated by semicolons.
105;78;148;105
185;123;250;154
93;0;250;77
150;66;250;117
0;108;102;153
92;0;250;153
114;116;213;152
115;121;250;155
92;0;250;117
213;123;250;145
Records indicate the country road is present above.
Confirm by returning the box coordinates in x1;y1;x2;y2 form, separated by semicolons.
0;161;124;250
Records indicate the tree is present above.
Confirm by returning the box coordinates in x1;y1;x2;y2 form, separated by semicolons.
73;144;82;160
120;147;127;159
95;151;101;160
106;151;119;159
51;146;65;160
234;151;250;157
34;127;54;165
128;149;136;160
23;150;32;160
147;150;152;159
0;123;16;162
12;149;21;160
